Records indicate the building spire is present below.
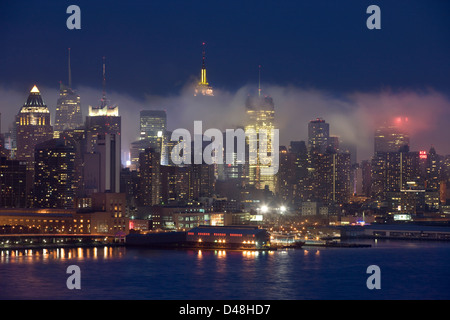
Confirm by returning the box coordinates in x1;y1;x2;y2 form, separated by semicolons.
200;42;208;85
101;56;107;106
68;48;72;88
258;65;262;97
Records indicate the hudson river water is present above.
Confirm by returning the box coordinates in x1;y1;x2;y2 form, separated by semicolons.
1;239;449;300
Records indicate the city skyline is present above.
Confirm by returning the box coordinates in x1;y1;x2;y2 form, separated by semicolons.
2;1;450;303
1;1;450;163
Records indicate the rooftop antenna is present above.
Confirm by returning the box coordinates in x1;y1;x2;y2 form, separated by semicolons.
258;65;262;97
202;42;206;69
102;56;106;105
68;48;72;88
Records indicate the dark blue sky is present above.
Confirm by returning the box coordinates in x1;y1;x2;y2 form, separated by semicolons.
1;0;449;99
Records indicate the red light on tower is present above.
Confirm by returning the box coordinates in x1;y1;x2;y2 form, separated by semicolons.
419;151;427;160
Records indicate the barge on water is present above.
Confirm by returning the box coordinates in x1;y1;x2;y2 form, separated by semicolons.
126;225;275;251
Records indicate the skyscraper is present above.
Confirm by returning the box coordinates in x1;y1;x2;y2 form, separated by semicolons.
374;118;410;153
54;48;83;138
308;118;329;154
139;110;167;142
138;148;161;206
0;157;27;208
33;139;76;209
83;133;121;195
244;72;276;193
194;42;214;97
15;85;53;164
85;58;121;153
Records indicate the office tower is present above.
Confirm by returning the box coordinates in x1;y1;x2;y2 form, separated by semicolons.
85;58;121;153
374;118;410;153
83;133;121;195
311;149;351;206
276;146;296;205
361;160;372;197
138;148;161;206
308;118;329;154
328;136;339;152
136;109;166;166
15;85;53;164
0;157;27;208
139;110;166;142
371;148;422;200
33;139;76;209
191;163;215;199
244;83;276;193
54;49;83;138
194;42;214;97
289;141;311;206
15;85;54;206
426;146;440;191
129;139;153;171
59;128;87;197
217;130;246;181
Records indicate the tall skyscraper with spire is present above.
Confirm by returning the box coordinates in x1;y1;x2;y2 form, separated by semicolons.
16;85;53;164
244;66;276;193
84;57;121;194
85;57;121;153
15;85;54;206
54;48;83;138
194;42;214;97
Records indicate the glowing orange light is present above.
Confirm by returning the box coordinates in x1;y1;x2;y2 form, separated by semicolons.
419;151;427;160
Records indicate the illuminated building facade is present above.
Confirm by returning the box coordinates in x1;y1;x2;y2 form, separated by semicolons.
140;110;166;142
54;84;82;138
85;105;121;153
54;48;83;138
311;150;351;206
374;118;410;153
0;157;27;208
15;86;53;164
33;139;76;209
138;148;161;206
83;133;121;194
194;43;214;96
308;118;329;154
244;94;276;192
371;149;422;200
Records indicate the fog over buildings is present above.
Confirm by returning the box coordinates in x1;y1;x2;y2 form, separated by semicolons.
1;81;449;166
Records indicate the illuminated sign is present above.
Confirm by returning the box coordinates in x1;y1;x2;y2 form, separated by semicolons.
393;214;411;221
419;151;427;160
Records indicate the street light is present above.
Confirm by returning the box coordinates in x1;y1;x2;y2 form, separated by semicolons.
260;205;268;213
280;206;286;213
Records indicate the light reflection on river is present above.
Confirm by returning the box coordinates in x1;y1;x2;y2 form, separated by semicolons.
1;240;449;300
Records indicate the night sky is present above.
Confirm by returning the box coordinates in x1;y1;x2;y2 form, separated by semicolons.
1;0;450;161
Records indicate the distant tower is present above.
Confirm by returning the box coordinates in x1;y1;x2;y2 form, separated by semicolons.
244;66;276;192
54;48;83;138
308;118;330;154
374;118;410;153
194;42;214;96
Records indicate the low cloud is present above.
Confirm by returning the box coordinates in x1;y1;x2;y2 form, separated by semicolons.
1;83;449;164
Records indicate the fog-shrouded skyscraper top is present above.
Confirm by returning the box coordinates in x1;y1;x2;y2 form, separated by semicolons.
54;48;83;138
140;110;167;142
15;85;53;164
308;118;329;153
245;69;276;192
85;57;121;153
194;42;214;97
374;117;410;153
